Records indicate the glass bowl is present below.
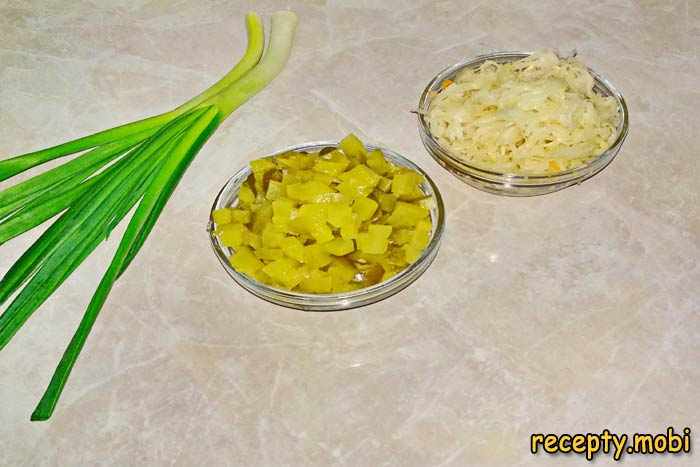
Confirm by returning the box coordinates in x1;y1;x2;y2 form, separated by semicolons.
417;51;629;196
207;141;445;311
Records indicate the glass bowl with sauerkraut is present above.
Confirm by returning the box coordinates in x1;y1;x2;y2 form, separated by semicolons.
417;51;629;196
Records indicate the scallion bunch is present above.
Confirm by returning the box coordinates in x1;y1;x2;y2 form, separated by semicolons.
0;11;298;421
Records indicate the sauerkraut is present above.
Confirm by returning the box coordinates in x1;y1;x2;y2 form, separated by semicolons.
426;51;620;175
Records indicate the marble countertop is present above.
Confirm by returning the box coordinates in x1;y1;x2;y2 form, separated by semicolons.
1;1;698;465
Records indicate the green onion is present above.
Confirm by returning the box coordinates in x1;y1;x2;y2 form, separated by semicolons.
31;107;222;421
0;108;206;346
0;133;148;220
0;10;298;420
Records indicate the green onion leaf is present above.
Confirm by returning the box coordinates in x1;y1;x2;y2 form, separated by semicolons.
31;106;221;421
0;10;298;421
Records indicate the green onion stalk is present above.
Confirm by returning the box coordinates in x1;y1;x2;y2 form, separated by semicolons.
0;11;298;421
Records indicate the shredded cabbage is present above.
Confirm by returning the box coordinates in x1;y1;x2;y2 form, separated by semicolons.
426;51;620;175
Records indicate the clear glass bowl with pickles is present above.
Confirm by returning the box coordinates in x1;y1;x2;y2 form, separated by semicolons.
208;134;445;311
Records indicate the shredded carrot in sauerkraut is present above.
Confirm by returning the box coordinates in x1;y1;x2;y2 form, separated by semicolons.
426;51;620;175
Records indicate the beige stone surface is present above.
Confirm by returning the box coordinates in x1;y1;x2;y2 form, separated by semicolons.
0;0;698;465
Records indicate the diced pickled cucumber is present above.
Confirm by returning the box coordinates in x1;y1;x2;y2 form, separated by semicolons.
370;224;392;238
311;172;336;186
322;237;355;256
272;198;295;228
262;223;286;248
250;158;276;175
376;176;392;193
291;204;333;243
238;184;255;205
244;231;261;250
251;203;273;234
212;207;232;225
376;193;397;212
275;151;315;170
219;223;247;247
283;169;313;185
339;133;367;160
230;246;264;276
313;149;350;175
286;180;336;203
262;258;303;289
230;209;251;224
255;247;284;262
216;133;435;294
337;164;381;199
265;180;284;200
387;202;429;227
391;170;424;200
352;197;378;222
328;257;357;284
391;228;413;245
303;244;333;269
250;158;276;193
357;224;392;255
340;164;381;187
340;221;359;240
281;236;305;262
327;203;353;229
366;150;391;176
299;269;333;293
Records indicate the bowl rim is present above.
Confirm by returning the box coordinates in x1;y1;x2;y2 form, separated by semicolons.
416;50;630;181
207;140;445;310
